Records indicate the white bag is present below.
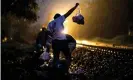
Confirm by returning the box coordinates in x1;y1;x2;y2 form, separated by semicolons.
39;51;50;61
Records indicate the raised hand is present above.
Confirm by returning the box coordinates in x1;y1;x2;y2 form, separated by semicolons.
75;3;79;7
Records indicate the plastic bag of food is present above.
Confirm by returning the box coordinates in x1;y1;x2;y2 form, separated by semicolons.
72;8;84;25
39;48;50;61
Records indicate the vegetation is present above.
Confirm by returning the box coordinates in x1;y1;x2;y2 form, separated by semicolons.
1;0;40;43
2;0;38;21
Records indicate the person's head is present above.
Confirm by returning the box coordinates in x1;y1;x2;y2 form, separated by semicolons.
54;13;61;19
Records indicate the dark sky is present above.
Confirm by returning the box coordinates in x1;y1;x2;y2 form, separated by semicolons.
36;0;133;39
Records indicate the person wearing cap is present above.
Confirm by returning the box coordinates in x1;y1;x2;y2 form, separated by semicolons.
47;3;79;70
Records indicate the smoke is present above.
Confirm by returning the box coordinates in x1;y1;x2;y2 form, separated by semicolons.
35;0;128;39
36;0;81;24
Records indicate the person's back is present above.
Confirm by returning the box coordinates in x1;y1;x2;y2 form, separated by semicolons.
48;15;66;40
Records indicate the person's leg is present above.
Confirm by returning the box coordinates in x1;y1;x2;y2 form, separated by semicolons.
63;49;71;68
52;40;60;67
53;49;60;67
62;40;71;71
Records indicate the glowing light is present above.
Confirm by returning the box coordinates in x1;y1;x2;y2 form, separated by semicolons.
40;28;42;31
64;20;68;24
2;37;8;42
62;28;68;34
5;37;7;41
82;40;95;45
76;40;96;46
76;40;82;43
82;40;89;45
76;44;83;47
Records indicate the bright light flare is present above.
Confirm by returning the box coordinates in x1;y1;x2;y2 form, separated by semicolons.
81;40;88;45
62;28;68;34
64;20;68;24
40;28;42;31
76;44;83;47
76;40;82;43
76;40;96;46
2;37;8;42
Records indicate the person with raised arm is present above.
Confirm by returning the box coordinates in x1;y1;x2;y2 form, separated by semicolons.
47;3;79;70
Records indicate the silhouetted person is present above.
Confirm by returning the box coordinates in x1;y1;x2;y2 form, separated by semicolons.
34;27;50;68
36;27;50;53
47;3;79;71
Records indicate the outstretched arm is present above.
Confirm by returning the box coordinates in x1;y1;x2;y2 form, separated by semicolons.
64;3;79;18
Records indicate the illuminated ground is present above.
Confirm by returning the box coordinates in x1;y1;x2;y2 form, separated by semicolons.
2;42;133;80
76;39;133;50
69;46;133;80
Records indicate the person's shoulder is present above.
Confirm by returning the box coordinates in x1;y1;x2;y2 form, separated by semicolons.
59;15;65;19
49;20;54;24
56;15;65;22
61;15;65;18
48;20;54;26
